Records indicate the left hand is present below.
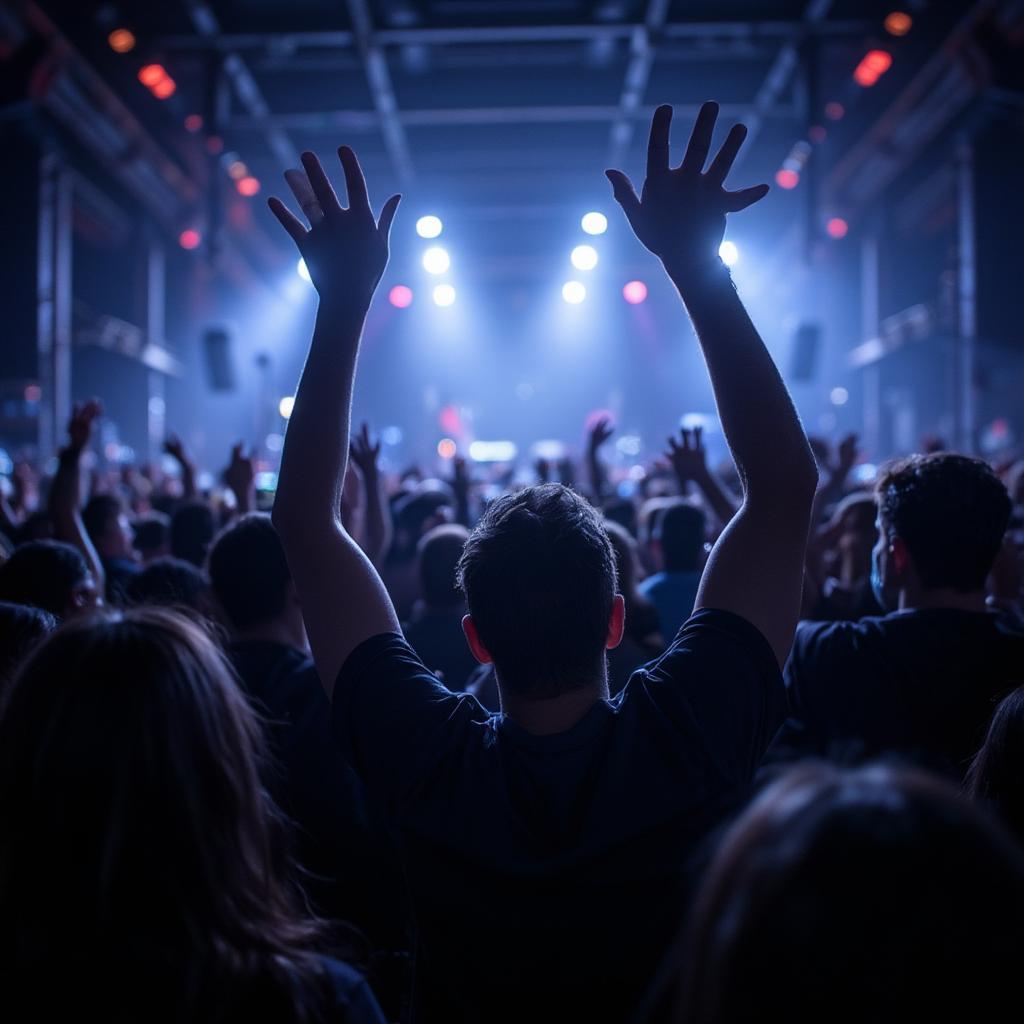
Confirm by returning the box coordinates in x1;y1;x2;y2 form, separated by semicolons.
268;147;401;303
67;400;102;454
225;442;256;497
587;415;614;454
349;422;381;479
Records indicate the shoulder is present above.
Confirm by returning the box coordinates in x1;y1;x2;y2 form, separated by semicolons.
317;957;386;1023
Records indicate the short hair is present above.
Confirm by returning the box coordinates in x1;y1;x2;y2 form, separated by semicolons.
133;512;170;558
126;557;211;613
207;513;290;630
876;453;1011;592
456;484;617;697
0;541;91;616
0;601;56;692
657;501;706;573
418;524;469;609
171;501;216;568
82;494;123;545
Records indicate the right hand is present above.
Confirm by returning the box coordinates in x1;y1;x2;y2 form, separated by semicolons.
664;426;709;484
163;434;189;464
225;442;256;496
67;400;102;453
606;102;768;275
587;415;614;454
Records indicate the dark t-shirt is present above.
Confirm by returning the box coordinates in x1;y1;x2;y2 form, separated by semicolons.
773;609;1024;776
402;606;479;691
332;609;784;1023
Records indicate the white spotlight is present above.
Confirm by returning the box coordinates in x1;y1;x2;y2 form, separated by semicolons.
719;240;739;266
297;258;312;282
581;211;608;235
433;283;456;307
422;246;450;274
562;281;586;304
278;396;295;419
830;386;850;406
416;215;443;239
571;244;599;271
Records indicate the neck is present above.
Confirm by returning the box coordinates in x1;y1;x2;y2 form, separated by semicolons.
898;588;988;613
499;679;608;736
232;617;308;651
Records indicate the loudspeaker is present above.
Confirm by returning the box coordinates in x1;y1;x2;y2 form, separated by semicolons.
202;327;236;391
790;322;822;382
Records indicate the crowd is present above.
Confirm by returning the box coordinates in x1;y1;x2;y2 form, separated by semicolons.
1;102;1023;1022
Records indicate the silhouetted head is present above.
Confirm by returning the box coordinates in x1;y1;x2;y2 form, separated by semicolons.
133;511;171;562
126;557;211;616
171;501;217;567
0;540;99;618
82;494;135;561
656;500;706;574
966;685;1024;844
0;601;56;696
456;484;622;698
417;524;469;610
673;762;1024;1024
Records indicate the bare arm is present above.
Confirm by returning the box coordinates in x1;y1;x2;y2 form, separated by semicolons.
586;415;614;504
349;422;393;567
163;435;197;500
268;148;401;695
608;102;817;665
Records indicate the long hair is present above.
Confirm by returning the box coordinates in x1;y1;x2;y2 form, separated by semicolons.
966;684;1024;843
0;607;330;1021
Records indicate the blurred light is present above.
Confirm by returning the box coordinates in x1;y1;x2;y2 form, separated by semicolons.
571;244;599;270
775;168;800;190
237;176;260;197
437;438;457;459
205;136;224;155
24;384;42;403
389;285;413;308
884;11;912;36
581;211;608;235
255;471;278;491
623;280;648;305
184;114;203;132
265;432;284;453
825;101;845;121
826;217;849;239
532;440;565;460
416;215;443;238
148;395;165;417
854;49;892;87
562;281;586;304
138;64;166;87
422;246;450;274
151;77;176;99
297;258;312;283
178;229;201;250
830;386;850;406
852;463;877;484
616;435;641;457
808;124;827;143
227;160;248;179
381;426;403;446
278;396;295;419
681;413;713;431
433;283;456;307
107;28;136;53
719;240;739;266
469;440;518;462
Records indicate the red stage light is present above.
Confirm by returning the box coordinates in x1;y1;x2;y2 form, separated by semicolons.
622;280;648;305
151;76;176;99
205;136;224;155
184;114;203;132
178;229;201;250
389;285;414;308
138;64;166;87
808;124;826;143
236;176;261;197
824;101;845;121
853;49;892;87
884;12;912;37
108;29;136;53
775;168;800;190
826;217;849;239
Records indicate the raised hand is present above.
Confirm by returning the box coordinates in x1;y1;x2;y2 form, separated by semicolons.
268;147;400;303
349;422;382;479
587;415;614;454
225;442;256;512
664;426;709;485
67;399;102;454
606;102;768;275
163;434;188;464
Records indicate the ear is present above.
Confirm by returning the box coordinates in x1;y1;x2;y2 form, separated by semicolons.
606;593;626;650
891;536;911;576
462;614;493;665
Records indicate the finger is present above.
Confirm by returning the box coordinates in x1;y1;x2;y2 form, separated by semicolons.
682;428;692;450
679;100;719;177
605;170;641;223
694;425;704;449
300;152;342;217
666;435;679;452
376;194;401;240
705;123;747;186
723;183;770;213
338;146;370;214
646;104;673;178
268;197;308;246
284;169;323;225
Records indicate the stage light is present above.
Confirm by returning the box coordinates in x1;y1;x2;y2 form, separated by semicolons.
623;280;647;305
469;441;518;462
266;432;284;453
830;386;850;406
884;11;912;36
433;284;456;307
205;136;224;155
389;285;414;308
236;176;260;197
809;124;826;143
719;241;739;267
138;64;166;87
422;246;450;274
854;49;892;87
184;114;203;132
297;259;312;283
416;215;443;238
108;29;136;53
581;211;608;235
278;396;295;419
151;77;176;99
437;438;457;459
24;384;41;403
562;281;586;304
826;217;849;239
227;160;248;179
571;244;599;271
825;101;845;121
178;229;201;250
775;168;799;190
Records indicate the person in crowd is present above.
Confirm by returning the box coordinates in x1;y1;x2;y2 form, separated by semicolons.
662;425;738;528
125;556;212;616
966;685;1024;843
0;540;100;619
82;494;140;603
401;523;477;690
267;101;817;1021
171;500;217;568
0;601;55;696
0;607;385;1022
639;499;707;640
667;763;1024;1024
132;511;172;563
206;513;408;957
774;452;1024;777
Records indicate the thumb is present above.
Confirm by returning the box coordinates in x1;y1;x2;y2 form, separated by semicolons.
605;170;641;223
377;194;401;241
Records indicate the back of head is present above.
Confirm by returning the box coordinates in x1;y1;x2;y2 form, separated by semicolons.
967;685;1024;844
207;513;290;631
82;494;124;552
876;453;1011;592
133;511;171;560
456;483;617;697
0;607;322;1016
418;524;469;610
0;601;56;694
675;762;1024;1024
657;500;706;573
0;541;91;617
171;500;216;567
126;557;211;615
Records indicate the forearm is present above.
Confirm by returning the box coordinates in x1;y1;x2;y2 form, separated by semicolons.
358;468;392;567
179;460;197;500
50;450;105;592
587;450;607;503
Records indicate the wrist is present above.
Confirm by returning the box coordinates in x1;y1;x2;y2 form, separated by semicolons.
663;255;732;292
